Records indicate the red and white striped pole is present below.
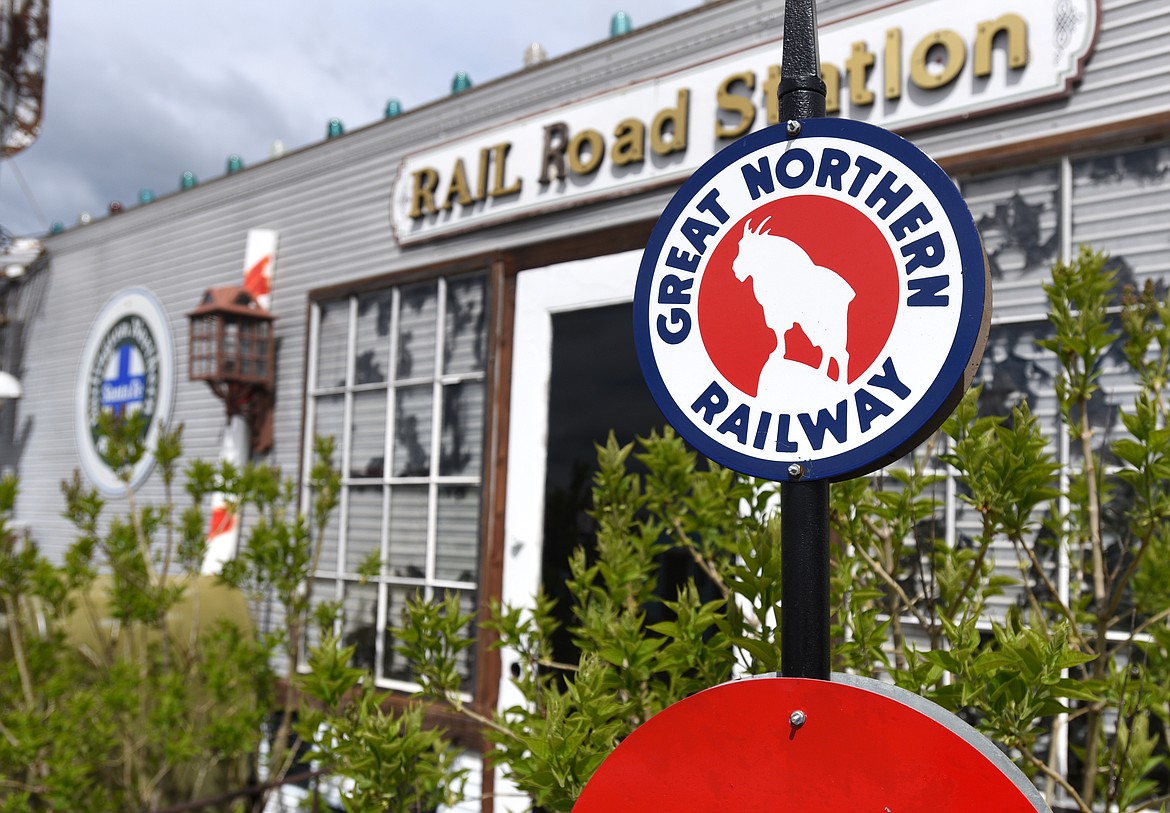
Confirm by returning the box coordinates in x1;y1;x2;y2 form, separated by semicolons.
202;229;278;575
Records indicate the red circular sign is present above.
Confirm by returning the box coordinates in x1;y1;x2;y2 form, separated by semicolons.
573;675;1049;813
698;195;900;395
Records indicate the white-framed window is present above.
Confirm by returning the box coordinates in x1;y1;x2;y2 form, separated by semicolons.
303;270;488;692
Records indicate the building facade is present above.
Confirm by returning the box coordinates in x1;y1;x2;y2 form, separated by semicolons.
3;0;1169;808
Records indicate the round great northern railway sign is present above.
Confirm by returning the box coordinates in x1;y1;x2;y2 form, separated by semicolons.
634;117;989;482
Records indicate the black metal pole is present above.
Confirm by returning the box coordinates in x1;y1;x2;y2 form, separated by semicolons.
780;478;830;678
778;0;831;681
778;0;827;121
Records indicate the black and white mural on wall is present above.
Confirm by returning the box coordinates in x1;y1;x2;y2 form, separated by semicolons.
924;143;1170;627
965;164;1061;284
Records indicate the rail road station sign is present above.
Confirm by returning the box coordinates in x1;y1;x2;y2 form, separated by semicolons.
573;675;1051;812
633;116;989;481
391;0;1098;245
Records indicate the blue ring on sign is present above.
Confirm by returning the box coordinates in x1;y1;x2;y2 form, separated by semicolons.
633;117;987;482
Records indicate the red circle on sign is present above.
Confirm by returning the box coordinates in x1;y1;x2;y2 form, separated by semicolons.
697;195;899;396
573;676;1046;813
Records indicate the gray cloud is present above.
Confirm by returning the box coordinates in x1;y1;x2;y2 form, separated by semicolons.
0;0;698;236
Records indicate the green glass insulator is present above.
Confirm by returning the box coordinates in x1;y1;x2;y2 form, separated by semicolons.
451;71;472;94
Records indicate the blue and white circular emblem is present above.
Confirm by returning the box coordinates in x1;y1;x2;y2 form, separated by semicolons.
634;118;989;482
75;288;176;495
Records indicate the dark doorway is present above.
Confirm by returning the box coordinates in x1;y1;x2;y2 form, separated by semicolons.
540;303;668;666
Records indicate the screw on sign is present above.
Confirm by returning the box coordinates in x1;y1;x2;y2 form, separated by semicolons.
634;116;990;483
572;675;1051;812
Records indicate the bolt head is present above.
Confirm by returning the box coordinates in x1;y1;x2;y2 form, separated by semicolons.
787;463;803;478
789;709;807;727
785;119;802;137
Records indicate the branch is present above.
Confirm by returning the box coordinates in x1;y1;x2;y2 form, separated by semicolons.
0;718;21;749
123;485;157;584
446;695;517;739
160;471;176;583
668;516;765;632
1134;791;1170;812
1108;606;1170;659
1077;403;1110;808
1022;749;1092;813
1013;547;1051;634
1104;529;1155;625
850;534;932;630
1010;535;1091;651
953;516;995;617
0;778;49;795
3;595;35;709
670;517;730;600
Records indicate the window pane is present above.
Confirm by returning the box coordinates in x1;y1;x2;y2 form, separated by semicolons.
379;587;475;690
961;164;1060;321
311;490;340;575
381;585;422;684
436;486;480;583
316;299;350;389
1072;144;1170;293
387;485;428;579
350;390;387;478
445;275;487;375
440;380;484;476
345;486;383;575
974;322;1059;440
397;282;437;380
313;393;345;453
451;588;477;692
354;290;393;385
393;385;433;477
303;578;338;664
341;581;379;671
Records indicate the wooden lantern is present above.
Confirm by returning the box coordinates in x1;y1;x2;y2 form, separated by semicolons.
188;286;276;453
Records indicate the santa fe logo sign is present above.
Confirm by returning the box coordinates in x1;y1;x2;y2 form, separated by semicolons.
635;117;989;482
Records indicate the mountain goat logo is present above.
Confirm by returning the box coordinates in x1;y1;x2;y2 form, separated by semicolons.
732;218;857;383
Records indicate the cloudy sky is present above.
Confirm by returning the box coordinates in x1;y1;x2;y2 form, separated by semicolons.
0;0;700;237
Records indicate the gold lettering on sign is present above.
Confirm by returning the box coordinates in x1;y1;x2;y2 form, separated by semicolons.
612;118;646;166
489;142;522;198
441;158;474;211
846;40;876;106
403;9;1041;223
410;168;439;217
715;71;756;139
821;64;841;114
568;129;605;175
651;89;690;156
975;13;1027;77
910;30;967;90
475;147;490;201
765;65;781;125
885;28;902;100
